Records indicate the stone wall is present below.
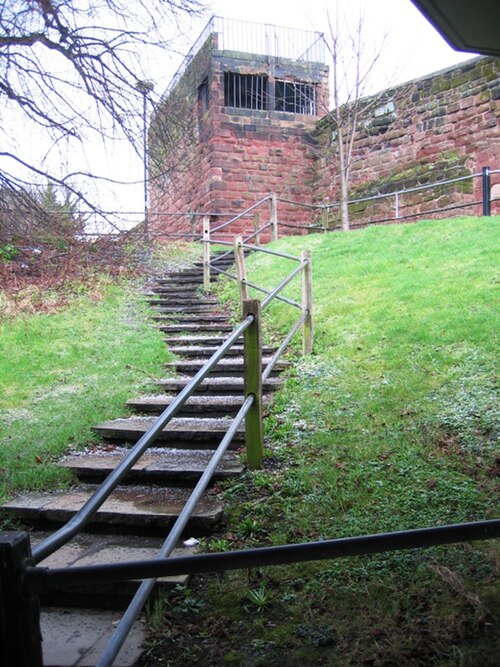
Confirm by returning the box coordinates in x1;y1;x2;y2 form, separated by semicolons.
149;47;499;239
315;56;500;226
149;40;328;240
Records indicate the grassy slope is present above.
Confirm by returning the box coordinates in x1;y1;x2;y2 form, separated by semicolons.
0;281;169;498
147;217;499;666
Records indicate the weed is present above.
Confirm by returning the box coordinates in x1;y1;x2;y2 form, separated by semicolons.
246;586;270;611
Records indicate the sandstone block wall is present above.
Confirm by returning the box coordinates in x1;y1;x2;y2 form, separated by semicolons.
149;43;499;240
315;57;500;226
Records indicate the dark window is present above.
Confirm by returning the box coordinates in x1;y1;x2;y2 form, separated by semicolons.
224;73;268;110
275;80;316;115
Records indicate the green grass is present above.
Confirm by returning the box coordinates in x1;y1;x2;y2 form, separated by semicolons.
145;217;500;666
0;280;169;498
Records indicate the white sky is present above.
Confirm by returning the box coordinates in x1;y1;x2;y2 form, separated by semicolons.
10;0;479;229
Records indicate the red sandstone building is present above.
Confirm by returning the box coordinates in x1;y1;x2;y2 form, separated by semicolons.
148;17;329;238
149;17;499;238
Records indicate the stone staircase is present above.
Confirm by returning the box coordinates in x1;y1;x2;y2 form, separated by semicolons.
1;252;288;666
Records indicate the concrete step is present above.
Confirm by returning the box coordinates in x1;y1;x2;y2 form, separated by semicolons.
154;314;231;324
2;484;223;535
127;393;247;417
154;306;227;315
154;275;203;286
164;357;289;377
164;334;244;346
60;447;244;484
93;416;244;449
41;606;145;666
167;344;277;357
157;375;283;395
126;393;273;417
32;532;196;608
145;297;220;307
159;322;235;333
148;284;202;294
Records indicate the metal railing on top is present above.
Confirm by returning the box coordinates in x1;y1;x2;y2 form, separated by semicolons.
276;166;499;229
161;15;326;99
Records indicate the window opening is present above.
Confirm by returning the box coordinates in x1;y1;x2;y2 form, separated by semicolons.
275;80;316;115
224;73;268;110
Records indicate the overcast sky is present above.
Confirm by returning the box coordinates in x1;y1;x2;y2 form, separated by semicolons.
23;0;481;228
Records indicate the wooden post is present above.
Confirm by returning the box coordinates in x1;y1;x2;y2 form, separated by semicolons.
234;235;249;308
202;216;210;290
0;532;43;667
252;211;261;246
270;193;278;242
321;207;329;232
243;300;263;470
301;250;313;355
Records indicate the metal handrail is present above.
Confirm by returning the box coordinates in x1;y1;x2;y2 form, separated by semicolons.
262;261;306;310
243;222;272;244
326;171;484;209
27;519;500;590
210;265;238;281
95;395;255;667
262;312;306;380
211;196;271;232
243;280;301;310
210;248;234;264
240;242;302;263
32;315;254;564
210;264;301;309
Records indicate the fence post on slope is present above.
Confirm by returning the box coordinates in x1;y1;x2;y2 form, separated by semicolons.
243;299;263;470
270;193;278;242
234;235;249;309
253;211;261;245
321;206;328;232
302;250;313;355
202;216;211;289
482;166;491;216
0;532;43;667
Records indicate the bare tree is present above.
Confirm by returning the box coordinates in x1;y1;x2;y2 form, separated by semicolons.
0;0;204;224
323;10;386;231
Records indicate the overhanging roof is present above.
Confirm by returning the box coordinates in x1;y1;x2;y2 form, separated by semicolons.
410;0;500;56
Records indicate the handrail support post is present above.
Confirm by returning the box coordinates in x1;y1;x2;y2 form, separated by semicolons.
243;300;264;469
270;193;278;242
302;250;313;355
482;166;491;216
321;206;328;232
253;211;261;245
0;532;43;667
234;235;249;308
203;216;210;289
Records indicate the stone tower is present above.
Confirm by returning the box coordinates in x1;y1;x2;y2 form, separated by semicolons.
149;16;329;238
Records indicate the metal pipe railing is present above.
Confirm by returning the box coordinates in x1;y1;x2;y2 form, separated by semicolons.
262;312;306;380
240;242;302;263
243;222;272;244
210;265;238;281
32;315;254;564
210;264;301;309
241;279;301;310
95;395;255;667
261;261;306;310
27;519;500;591
211;196;271;232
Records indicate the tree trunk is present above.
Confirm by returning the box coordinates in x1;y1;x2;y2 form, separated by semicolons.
337;126;350;231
